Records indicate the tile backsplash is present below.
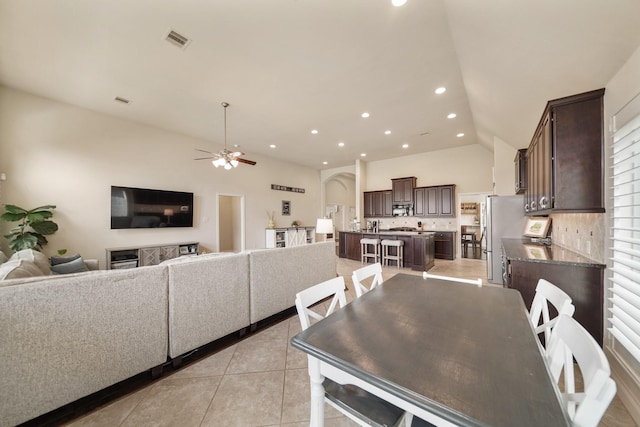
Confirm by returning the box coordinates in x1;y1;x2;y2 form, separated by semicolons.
361;217;457;231
549;213;605;263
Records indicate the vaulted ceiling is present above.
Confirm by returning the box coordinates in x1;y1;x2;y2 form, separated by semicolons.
1;0;639;169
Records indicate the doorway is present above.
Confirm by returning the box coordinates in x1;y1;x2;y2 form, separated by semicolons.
217;194;245;252
458;192;491;260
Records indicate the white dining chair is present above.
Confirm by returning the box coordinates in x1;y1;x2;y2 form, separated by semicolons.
352;262;385;298
295;276;409;427
422;271;482;287
546;315;616;427
529;278;575;347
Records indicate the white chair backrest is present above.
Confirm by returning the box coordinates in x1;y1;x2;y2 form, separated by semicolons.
351;263;384;298
529;279;575;346
422;271;482;287
295;276;347;330
546;315;616;427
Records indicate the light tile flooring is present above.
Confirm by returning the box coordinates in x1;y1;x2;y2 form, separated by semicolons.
65;257;636;427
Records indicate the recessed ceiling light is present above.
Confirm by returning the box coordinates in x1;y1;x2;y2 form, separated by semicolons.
435;87;446;94
322;161;328;165
402;143;409;148
338;142;345;147
457;133;465;137
311;129;318;134
447;113;457;119
360;153;367;157
384;130;391;135
361;112;370;118
391;0;407;6
234;144;240;148
269;144;276;148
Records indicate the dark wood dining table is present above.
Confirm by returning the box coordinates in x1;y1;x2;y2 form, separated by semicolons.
290;273;571;427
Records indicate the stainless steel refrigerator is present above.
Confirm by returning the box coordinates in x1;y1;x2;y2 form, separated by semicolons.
485;195;526;285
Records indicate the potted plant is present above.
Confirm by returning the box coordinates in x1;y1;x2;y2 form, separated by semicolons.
1;204;59;252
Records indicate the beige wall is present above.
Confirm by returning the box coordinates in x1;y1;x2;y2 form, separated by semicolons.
363;144;494;194
493;136;518;196
0;87;321;264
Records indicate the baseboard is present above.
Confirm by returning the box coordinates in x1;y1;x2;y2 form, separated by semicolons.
605;346;640;425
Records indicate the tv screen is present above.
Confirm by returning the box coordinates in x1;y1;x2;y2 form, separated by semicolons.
111;186;194;229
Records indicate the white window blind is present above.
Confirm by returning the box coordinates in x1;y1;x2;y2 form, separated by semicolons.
609;92;640;364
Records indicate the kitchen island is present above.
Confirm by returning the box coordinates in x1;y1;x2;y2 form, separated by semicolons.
502;238;605;345
338;230;435;271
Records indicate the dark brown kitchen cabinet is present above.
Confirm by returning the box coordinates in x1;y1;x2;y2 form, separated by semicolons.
524;88;605;215
433;231;455;260
415;185;456;218
514;148;527;194
412;234;435;271
392;177;416;205
364;190;392;218
506;259;604;345
383;190;393;216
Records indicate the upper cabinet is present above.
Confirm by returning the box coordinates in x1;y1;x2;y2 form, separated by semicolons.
514;149;527;195
364;190;393;218
414;185;456;218
392;177;416;205
524;88;605;215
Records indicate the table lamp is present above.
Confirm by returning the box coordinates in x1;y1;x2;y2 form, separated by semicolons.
316;218;334;241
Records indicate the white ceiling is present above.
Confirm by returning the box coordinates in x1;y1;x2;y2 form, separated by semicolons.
1;0;639;170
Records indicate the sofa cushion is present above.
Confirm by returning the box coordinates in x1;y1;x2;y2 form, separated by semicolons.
10;249;50;275
0;259;45;280
50;256;89;275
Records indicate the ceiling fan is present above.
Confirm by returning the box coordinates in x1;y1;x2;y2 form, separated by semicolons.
194;102;256;169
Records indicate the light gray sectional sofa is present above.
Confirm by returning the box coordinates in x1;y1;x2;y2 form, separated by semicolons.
0;241;336;427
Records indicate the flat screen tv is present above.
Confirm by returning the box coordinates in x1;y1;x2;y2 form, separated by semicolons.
111;186;194;229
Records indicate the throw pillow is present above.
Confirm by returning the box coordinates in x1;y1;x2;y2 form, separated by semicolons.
50;253;81;266
50;256;89;274
0;259;44;280
10;249;51;275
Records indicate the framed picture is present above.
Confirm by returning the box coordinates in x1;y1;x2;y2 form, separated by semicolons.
524;244;550;260
523;217;551;238
282;200;290;216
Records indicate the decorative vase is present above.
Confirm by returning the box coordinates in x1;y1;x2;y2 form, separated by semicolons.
268;219;276;229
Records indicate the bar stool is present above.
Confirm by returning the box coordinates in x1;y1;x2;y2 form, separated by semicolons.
381;239;404;268
360;238;381;263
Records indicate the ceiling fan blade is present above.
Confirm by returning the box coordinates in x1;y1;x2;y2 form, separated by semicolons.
237;157;257;166
194;148;213;154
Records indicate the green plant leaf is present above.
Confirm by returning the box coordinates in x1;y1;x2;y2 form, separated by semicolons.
0;212;26;222
3;205;28;215
31;221;58;235
8;234;38;251
26;212;51;223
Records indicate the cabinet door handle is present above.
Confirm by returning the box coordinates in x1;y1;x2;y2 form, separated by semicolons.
539;196;548;209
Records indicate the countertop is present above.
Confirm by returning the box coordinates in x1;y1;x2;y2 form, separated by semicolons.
342;229;454;236
502;238;605;268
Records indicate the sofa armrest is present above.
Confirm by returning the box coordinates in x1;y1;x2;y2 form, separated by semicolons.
84;259;99;270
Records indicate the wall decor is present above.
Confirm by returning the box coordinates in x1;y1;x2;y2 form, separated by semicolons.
271;184;305;193
282;200;291;216
523;217;551;238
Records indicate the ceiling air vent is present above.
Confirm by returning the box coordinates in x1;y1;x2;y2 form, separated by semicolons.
114;96;131;105
165;29;191;49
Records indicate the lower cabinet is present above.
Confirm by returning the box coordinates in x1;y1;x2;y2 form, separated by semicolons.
507;259;604;345
433;231;455;260
337;231;434;271
265;227;315;248
107;242;199;269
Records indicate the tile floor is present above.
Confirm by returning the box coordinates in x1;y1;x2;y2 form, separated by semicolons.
64;257;636;427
